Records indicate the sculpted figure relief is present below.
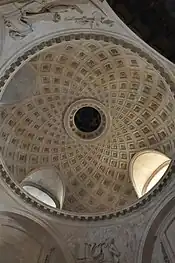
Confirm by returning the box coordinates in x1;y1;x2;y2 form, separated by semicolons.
16;0;86;17
0;0;104;6
106;238;120;263
1;0;90;40
65;11;114;28
76;238;120;263
3;15;33;40
0;0;109;44
0;0;106;6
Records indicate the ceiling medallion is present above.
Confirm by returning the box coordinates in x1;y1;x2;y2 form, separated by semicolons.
64;99;111;142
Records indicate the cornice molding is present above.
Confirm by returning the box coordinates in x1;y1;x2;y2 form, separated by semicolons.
0;32;174;221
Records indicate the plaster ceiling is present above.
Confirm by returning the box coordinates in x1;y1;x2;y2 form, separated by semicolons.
0;38;174;213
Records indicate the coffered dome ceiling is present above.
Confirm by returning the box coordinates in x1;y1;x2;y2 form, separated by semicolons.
0;36;174;213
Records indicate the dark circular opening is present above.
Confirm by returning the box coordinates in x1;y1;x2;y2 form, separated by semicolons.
74;107;101;132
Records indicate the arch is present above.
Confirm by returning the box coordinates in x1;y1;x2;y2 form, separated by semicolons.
129;150;171;198
137;195;175;263
0;211;71;263
21;166;65;209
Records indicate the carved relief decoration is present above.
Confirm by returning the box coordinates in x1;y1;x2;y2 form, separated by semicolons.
65;11;114;29
62;215;147;263
0;0;110;41
75;238;120;263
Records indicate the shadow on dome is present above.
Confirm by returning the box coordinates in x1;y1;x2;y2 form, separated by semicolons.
0;64;37;105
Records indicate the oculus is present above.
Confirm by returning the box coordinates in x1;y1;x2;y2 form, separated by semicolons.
74;106;101;133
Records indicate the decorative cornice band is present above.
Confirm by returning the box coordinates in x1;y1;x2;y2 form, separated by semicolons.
0;160;174;221
0;32;175;221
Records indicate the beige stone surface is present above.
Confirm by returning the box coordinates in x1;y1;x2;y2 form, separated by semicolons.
0;38;174;213
0;2;174;263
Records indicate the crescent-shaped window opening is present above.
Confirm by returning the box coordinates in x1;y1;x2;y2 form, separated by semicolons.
129;150;171;198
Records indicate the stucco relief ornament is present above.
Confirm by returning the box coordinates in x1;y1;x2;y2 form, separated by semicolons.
19;0;85;18
65;11;114;28
3;15;33;40
1;0;89;40
76;238;120;263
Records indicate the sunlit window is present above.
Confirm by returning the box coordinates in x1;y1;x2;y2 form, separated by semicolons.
23;185;56;208
21;167;65;209
129;150;171;198
143;162;170;194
